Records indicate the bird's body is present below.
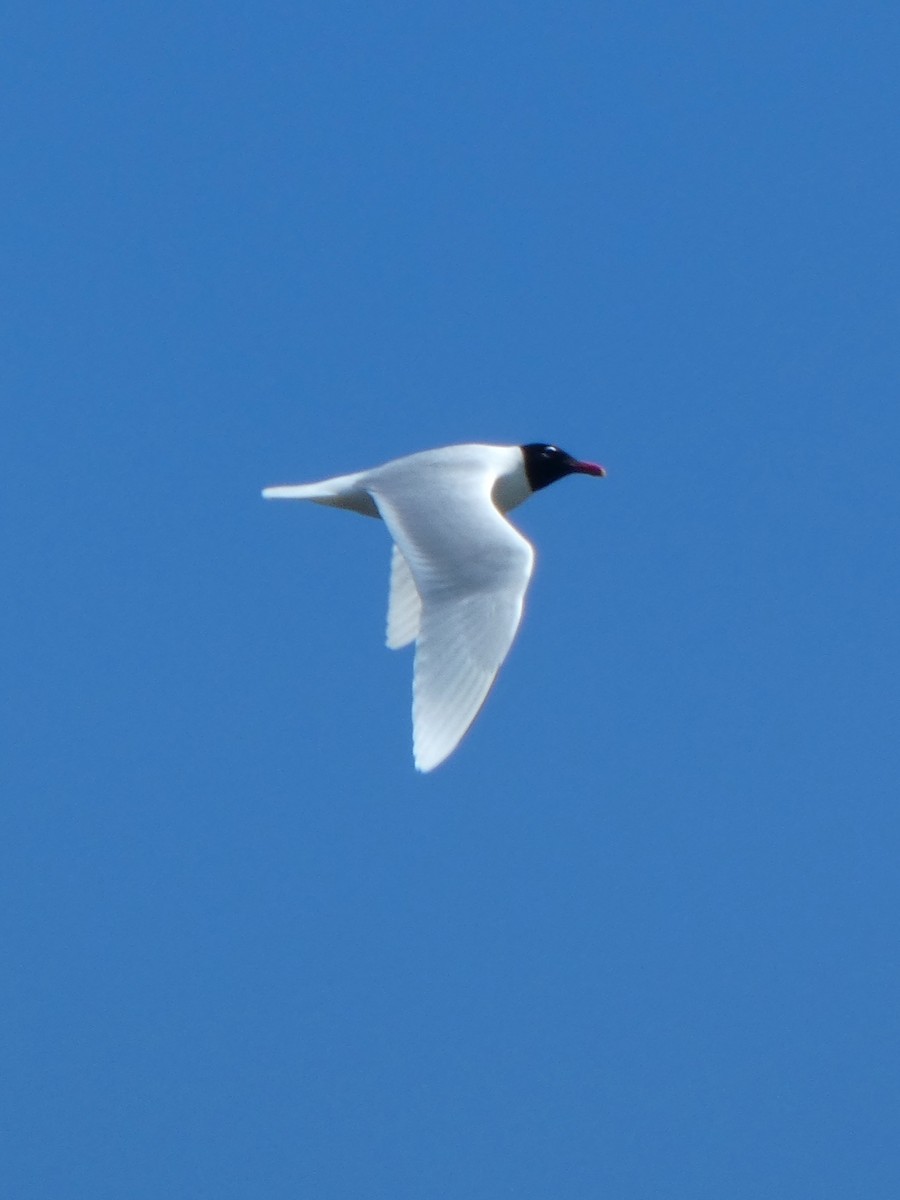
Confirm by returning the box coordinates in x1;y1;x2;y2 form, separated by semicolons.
263;442;605;771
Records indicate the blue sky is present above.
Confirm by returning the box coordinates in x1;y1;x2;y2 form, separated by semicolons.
4;2;899;1196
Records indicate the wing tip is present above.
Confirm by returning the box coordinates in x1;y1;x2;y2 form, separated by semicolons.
413;726;465;773
386;631;416;651
413;749;447;773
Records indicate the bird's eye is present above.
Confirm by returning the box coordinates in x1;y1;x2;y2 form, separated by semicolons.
545;445;558;456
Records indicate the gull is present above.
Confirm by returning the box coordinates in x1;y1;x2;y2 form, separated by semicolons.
263;443;605;771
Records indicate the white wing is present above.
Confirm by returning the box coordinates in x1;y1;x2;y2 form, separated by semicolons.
386;544;421;649
368;465;534;772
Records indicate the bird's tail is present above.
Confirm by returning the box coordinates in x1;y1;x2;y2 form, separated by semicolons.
261;471;380;517
262;481;334;500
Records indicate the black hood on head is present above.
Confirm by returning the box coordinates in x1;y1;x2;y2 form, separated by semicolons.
522;443;586;492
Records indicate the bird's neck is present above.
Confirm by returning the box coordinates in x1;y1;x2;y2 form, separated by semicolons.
491;451;533;513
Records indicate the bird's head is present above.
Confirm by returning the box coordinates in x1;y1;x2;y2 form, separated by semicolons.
522;443;606;493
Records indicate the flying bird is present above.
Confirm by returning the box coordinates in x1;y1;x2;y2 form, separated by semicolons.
263;443;605;771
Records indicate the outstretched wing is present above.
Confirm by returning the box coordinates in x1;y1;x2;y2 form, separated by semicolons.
369;467;534;772
386;544;421;649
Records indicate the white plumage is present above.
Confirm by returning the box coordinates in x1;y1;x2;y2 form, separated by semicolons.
263;442;604;771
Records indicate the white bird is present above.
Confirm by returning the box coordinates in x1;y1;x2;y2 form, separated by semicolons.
263;443;605;771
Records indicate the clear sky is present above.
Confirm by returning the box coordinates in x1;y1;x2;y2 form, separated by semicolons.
4;2;900;1197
